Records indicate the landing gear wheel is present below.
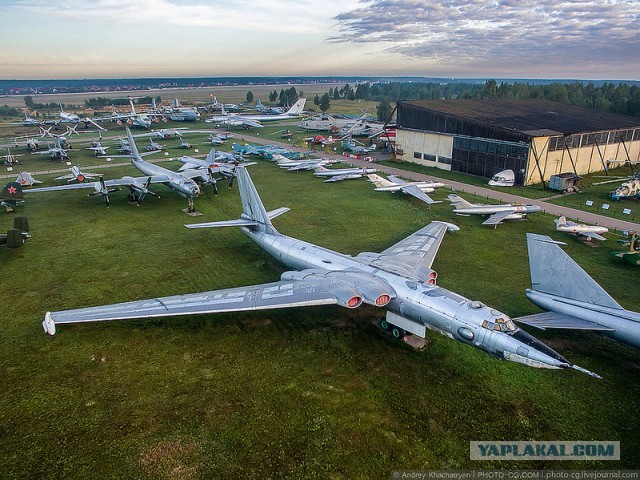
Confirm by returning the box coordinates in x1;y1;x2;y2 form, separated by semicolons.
391;327;404;339
379;319;390;331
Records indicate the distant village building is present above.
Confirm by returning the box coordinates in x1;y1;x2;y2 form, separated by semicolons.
394;99;640;186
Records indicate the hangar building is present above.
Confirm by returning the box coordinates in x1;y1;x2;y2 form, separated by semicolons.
394;99;640;186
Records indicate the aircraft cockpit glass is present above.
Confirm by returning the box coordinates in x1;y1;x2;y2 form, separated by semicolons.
482;316;518;333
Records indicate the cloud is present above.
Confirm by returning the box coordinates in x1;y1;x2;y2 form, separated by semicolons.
330;0;640;75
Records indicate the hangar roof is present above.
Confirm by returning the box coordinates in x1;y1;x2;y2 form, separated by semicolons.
401;99;640;136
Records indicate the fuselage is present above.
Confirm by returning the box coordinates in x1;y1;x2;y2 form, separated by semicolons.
375;181;444;193
242;227;573;370
314;168;377;177
454;204;541;216
556;223;608;236
132;159;200;199
526;289;640;349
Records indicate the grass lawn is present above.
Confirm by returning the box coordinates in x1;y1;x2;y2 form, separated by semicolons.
1;129;640;478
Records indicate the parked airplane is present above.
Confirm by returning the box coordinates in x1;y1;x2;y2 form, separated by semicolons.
15;172;42;186
313;166;377;182
102;99;163;129
237;98;306;123
56;101;106;131
255;98;285;115
0;216;30;248
0;181;25;211
341;136;376;155
488;169;515;187
162;99;200;122
208;133;231;145
41;168;600;379
55;165;103;184
447;194;541;226
33;136;69;160
205;109;263;130
276;157;339;171
87;141;108;156
611;231;640;266
554;216;608;241
27;129;202;211
298;113;351;131
1;149;24;166
368;174;444;205
516;233;640;351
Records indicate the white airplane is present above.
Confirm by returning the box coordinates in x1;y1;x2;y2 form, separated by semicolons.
15;172;42;186
368;174;444;205
447;194;541;226
101;99;164;129
55;165;103;184
1;148;24;166
209;99;307;126
56;101;107;131
298;113;351;131
313;166;377;182
276;156;339;171
255;98;285;115
488;169;515;187
204;108;263;129
554;216;608;241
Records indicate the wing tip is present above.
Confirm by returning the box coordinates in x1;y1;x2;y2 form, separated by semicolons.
43;312;56;335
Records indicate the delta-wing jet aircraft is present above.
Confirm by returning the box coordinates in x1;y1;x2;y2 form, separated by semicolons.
554;216;608;241
447;194;541;226
516;233;640;351
41;168;599;379
368;174;444;205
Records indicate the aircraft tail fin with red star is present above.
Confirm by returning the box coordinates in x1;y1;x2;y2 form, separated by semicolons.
1;182;25;211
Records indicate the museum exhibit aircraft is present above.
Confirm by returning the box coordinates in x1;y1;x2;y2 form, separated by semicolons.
1;148;24;166
0;181;25;211
255;98;285;115
55;101;106;131
100;99;164;129
276;157;339;171
516;233;640;351
26;129;202;210
554;216;608;241
235;98;307;123
447;194;541;226
313;166;377;182
41;168;599;379
15;172;42;186
611;231;640;266
55;165;103;184
0;216;30;248
368;174;444;205
298;113;351;131
204;109;263;130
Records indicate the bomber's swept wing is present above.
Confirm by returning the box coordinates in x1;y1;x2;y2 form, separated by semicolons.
577;231;607;241
482;209;517;225
400;184;440;205
514;311;614;331
354;221;459;281
43;277;363;335
24;175;168;193
387;175;407;185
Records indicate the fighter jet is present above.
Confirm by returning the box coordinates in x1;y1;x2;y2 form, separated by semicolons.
41;168;599;379
554;216;608;241
516;233;640;351
313;166;377;182
447;194;541;226
55;165;104;184
276;157;339;171
368;174;444;205
0;216;30;248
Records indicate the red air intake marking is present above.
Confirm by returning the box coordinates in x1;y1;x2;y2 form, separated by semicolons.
77;175;85;182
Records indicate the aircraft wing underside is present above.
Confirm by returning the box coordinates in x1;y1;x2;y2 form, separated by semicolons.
43;277;365;335
373;221;458;278
514;311;615;331
400;184;439;204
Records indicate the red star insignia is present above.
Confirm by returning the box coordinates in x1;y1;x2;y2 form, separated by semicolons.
8;186;17;194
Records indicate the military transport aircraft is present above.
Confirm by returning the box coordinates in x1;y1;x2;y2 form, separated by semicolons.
41;168;600;379
447;194;541;226
368;174;444;205
26;129;202;211
516;233;640;351
554;216;608;241
56;102;106;131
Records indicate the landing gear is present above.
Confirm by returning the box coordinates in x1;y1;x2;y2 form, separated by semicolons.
378;318;405;339
187;197;195;214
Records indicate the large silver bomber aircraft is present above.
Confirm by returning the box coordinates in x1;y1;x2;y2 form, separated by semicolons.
42;168;599;378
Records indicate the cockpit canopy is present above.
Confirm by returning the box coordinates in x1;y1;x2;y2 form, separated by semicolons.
482;316;518;333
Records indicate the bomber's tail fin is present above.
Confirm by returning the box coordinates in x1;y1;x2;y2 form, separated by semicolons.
1;181;23;201
526;233;622;309
555;216;567;227
126;128;142;159
185;167;288;232
446;194;474;208
286;98;306;115
367;174;393;188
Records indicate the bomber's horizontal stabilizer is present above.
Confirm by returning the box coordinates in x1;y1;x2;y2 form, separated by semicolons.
185;207;289;229
514;311;614;331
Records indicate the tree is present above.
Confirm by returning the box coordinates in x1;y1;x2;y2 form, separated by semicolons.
246;91;254;103
313;94;320;106
376;97;393;123
269;90;278;102
319;93;330;112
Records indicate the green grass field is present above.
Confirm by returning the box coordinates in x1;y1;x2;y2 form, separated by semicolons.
1;156;640;478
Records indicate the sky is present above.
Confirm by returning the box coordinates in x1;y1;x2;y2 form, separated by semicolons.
1;0;639;80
